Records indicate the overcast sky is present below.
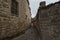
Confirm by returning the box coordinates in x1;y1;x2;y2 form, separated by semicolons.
29;0;59;18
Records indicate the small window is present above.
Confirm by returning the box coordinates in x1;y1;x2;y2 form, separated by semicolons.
25;15;27;19
11;0;18;16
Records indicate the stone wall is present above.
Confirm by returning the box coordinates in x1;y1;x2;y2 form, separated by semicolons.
36;1;60;40
0;0;31;39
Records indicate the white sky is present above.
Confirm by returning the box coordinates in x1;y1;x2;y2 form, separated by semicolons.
29;0;59;18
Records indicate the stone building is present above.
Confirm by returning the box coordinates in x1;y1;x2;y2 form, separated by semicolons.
0;0;31;39
36;1;60;40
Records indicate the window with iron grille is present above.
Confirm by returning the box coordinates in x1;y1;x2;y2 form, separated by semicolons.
11;0;18;16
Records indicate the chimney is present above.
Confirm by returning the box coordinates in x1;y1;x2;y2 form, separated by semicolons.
40;1;46;7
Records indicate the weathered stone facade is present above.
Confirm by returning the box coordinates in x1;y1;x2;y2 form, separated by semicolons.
0;0;31;39
36;1;60;40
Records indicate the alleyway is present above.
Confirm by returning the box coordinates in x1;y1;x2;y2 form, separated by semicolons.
12;27;40;40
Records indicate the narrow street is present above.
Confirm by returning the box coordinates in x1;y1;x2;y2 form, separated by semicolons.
12;27;40;40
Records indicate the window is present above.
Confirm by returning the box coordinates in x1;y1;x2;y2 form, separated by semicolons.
11;0;18;16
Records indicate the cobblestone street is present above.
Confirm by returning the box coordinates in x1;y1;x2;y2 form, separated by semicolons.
12;27;40;40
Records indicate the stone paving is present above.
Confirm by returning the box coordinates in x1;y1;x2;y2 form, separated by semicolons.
12;27;40;40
